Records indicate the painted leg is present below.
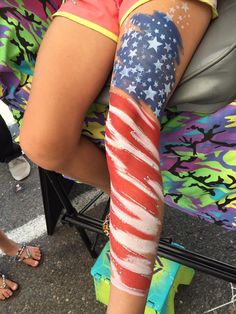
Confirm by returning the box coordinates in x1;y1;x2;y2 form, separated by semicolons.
106;1;211;313
106;92;163;295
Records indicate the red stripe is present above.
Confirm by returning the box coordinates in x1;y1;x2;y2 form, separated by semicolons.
111;255;151;291
110;233;146;263
111;207;156;240
106;92;163;293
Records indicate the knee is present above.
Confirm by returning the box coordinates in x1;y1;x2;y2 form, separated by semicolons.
20;127;73;172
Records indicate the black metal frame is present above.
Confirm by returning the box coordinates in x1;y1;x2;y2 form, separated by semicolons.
38;167;236;283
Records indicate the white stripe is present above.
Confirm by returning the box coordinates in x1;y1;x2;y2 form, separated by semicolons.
106;118;159;171
112;184;160;224
107;142;160;201
111;201;158;236
109;106;160;161
110;247;152;275
111;195;160;235
105;145;127;171
125;98;155;129
110;223;157;255
0;215;46;256
145;178;164;202
131;130;160;161
111;263;146;296
117;170;159;201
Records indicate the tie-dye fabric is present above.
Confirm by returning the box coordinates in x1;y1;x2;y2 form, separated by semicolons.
0;1;236;230
83;102;236;231
0;0;61;126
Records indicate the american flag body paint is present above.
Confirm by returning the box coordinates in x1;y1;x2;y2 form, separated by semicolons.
112;11;183;119
105;92;163;296
105;11;183;295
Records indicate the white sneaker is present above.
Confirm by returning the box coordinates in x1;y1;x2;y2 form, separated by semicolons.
8;155;31;181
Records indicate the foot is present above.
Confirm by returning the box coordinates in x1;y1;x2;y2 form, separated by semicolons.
0;275;18;301
2;239;41;267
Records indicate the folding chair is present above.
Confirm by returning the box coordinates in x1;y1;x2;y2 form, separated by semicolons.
39;0;236;283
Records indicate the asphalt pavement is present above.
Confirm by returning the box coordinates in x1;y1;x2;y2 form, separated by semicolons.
0;159;236;314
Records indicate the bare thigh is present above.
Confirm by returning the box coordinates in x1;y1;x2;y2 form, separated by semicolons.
20;17;116;157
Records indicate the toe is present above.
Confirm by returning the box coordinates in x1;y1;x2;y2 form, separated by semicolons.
34;253;41;261
0;292;6;300
27;246;41;259
0;275;17;300
2;288;13;298
23;258;39;267
6;279;18;291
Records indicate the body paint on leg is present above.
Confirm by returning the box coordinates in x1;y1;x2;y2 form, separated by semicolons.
106;10;184;296
112;10;183;119
106;92;162;296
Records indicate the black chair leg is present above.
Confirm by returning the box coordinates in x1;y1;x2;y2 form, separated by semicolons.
39;167;108;257
38;167;73;235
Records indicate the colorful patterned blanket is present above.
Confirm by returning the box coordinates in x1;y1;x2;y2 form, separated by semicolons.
1;1;236;230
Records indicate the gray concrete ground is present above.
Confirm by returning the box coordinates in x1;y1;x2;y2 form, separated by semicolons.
0;160;236;314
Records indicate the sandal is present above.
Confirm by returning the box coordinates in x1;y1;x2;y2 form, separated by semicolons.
15;243;32;262
0;274;7;289
14;243;41;267
0;274;18;301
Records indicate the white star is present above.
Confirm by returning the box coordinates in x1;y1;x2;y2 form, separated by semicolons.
153;108;160;116
148;38;162;51
136;64;144;73
164;14;173;22
154;60;163;70
145;31;153;38
123;38;129;48
129;49;137;58
164;83;171;95
131;32;138;38
164;43;172;52
161;55;167;62
120;66;131;79
181;3;189;12
144;86;156;100
131;68;137;73
159;90;165;98
160;34;166;40
127;85;136;93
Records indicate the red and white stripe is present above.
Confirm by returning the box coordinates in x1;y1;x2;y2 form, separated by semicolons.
105;92;163;296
